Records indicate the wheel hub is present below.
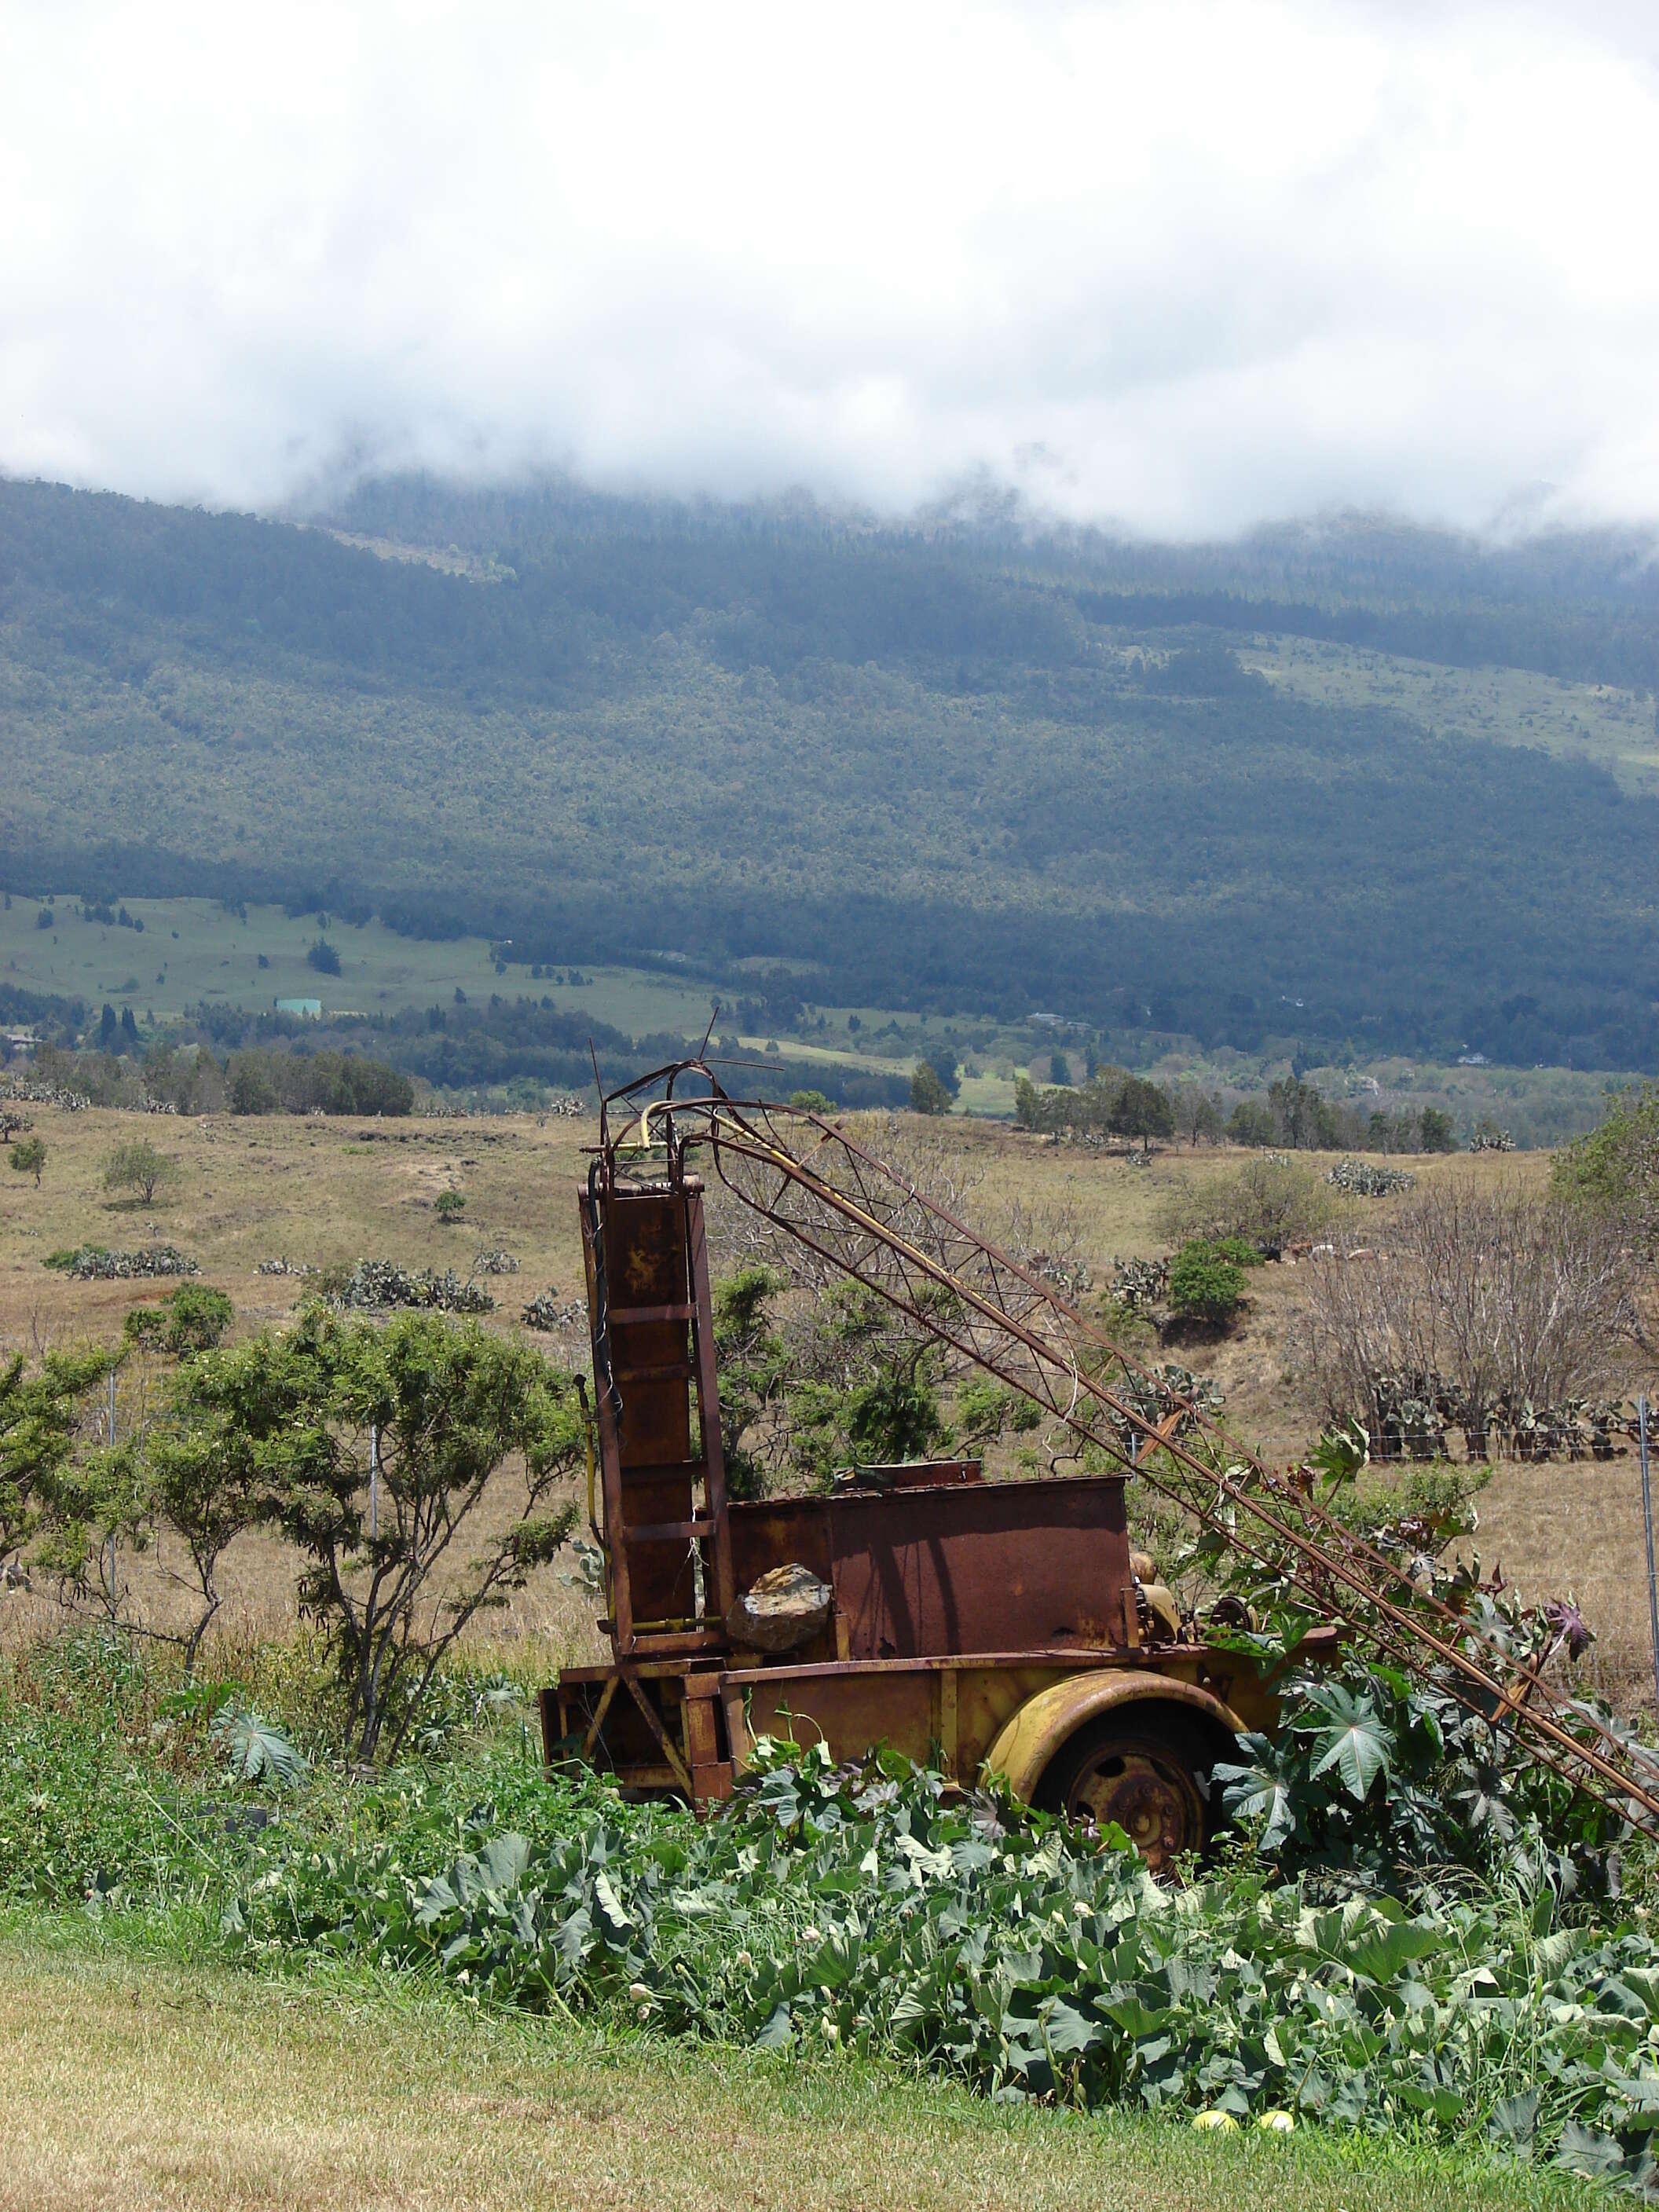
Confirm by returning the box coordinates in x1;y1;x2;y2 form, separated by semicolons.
1069;1751;1198;1871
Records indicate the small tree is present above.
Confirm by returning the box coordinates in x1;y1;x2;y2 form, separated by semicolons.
1158;1152;1335;1256
434;1188;466;1225
228;1054;279;1115
1227;1098;1277;1146
1293;1179;1639;1456
1111;1075;1177;1153
1558;1082;1659;1253
712;1265;789;1500
1175;1087;1223;1148
9;1134;46;1187
38;1292;241;1671
1;1347;110;1560
255;1306;580;1760
778;1280;950;1489
910;1062;951;1116
130;1345;276;1675
1419;1108;1457;1154
103;1137;179;1207
306;937;342;976
925;1050;961;1102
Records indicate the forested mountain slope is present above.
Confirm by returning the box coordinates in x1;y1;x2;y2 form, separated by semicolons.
3;471;1657;1068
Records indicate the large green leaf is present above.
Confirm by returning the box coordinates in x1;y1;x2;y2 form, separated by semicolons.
210;1705;309;1787
1343;1921;1442;1985
1215;1760;1298;1853
478;1833;530;1892
1303;1685;1393;1801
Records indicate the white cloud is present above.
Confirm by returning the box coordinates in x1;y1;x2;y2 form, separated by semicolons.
3;0;1658;535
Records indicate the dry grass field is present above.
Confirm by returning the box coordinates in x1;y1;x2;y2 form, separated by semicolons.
2;1100;1651;1706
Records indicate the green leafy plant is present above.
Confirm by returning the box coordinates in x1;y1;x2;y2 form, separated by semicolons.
239;1305;581;1760
9;1133;46;1187
1211;1236;1264;1268
953;1379;1044;1448
1166;1241;1246;1327
12;1624;1659;2195
123;1284;235;1357
434;1189;466;1225
0;1347;112;1558
211;1705;309;1787
211;1738;1659;2194
102;1137;179;1207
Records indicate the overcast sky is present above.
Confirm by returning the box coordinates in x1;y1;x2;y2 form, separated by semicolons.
4;1;1657;538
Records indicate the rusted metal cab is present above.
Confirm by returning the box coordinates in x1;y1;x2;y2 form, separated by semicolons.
545;1166;1279;1865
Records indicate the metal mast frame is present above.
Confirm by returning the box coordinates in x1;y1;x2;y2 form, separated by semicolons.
593;1060;1659;1838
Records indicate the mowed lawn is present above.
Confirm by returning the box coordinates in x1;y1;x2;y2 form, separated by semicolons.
0;1932;1605;2212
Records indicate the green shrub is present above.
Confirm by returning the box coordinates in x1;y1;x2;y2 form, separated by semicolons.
123;1283;235;1356
1158;1155;1335;1256
1212;1235;1265;1268
9;1134;46;1186
1166;1240;1246;1326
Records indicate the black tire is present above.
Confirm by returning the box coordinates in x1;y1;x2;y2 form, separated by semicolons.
1034;1710;1229;1872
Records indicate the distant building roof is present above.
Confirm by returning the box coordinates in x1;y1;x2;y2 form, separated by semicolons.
274;997;322;1018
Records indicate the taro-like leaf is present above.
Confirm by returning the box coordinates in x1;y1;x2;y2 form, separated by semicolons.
1039;1998;1099;2055
416;1873;460;1924
1103;1993;1171;2038
1486;2089;1540;2147
1555;2120;1628;2177
479;1833;530;1892
1343;1921;1441;1985
592;1870;632;1934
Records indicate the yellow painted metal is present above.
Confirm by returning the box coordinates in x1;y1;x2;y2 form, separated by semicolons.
983;1672;1247;1803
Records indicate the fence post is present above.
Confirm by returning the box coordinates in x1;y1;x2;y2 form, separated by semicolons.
104;1366;118;1603
1640;1397;1659;1729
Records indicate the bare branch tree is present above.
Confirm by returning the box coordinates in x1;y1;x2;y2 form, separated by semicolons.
1291;1176;1643;1456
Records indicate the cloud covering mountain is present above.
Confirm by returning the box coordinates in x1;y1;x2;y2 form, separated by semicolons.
5;1;1659;535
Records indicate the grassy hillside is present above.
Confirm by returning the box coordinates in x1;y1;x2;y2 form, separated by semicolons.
2;1102;1643;1702
2;892;1633;1139
5;474;1659;1068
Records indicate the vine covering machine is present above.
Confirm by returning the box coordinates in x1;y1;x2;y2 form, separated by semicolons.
544;1063;1659;1864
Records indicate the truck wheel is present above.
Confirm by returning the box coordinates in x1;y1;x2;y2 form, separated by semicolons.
1034;1714;1220;1872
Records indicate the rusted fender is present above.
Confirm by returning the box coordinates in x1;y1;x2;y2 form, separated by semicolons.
983;1671;1247;1803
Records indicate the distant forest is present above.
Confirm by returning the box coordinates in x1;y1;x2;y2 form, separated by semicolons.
4;471;1659;1069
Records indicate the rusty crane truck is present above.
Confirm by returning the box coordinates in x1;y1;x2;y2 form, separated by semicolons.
543;1064;1659;1862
